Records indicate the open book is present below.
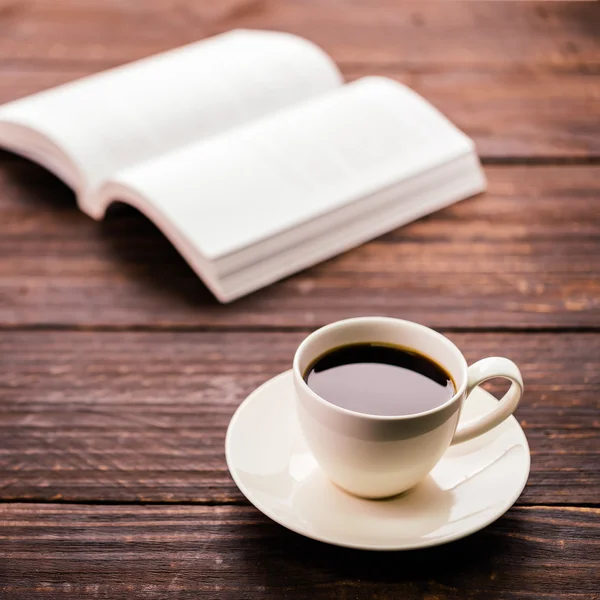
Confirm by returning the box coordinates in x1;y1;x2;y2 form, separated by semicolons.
0;30;485;302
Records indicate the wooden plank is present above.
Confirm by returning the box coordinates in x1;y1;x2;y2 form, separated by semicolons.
346;66;600;159
2;65;598;159
0;2;598;158
0;1;597;68
0;164;598;329
0;331;598;504
0;503;598;599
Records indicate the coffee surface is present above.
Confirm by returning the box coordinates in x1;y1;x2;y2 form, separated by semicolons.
304;343;454;416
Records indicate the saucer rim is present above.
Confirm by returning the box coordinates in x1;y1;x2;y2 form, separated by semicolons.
225;370;531;551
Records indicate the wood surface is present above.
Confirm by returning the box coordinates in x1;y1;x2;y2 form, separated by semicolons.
1;163;599;329
1;1;598;68
2;66;598;159
0;331;599;505
1;1;598;159
1;504;598;599
0;0;598;598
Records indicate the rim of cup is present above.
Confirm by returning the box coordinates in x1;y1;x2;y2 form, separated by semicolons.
292;316;469;421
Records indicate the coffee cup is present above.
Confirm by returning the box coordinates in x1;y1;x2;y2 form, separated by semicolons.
292;317;523;499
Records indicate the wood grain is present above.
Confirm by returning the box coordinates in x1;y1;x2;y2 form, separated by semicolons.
0;0;598;68
2;65;598;159
347;66;600;159
0;503;598;599
1;2;598;159
1;163;598;329
0;1;598;596
0;331;597;504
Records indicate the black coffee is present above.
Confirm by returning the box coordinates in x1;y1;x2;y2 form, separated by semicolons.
304;343;455;416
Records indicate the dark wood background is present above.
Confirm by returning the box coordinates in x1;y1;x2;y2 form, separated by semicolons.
1;1;599;598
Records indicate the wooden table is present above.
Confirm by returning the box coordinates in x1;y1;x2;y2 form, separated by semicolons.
1;1;599;598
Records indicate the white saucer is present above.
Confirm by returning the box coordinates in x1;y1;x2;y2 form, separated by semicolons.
226;371;530;551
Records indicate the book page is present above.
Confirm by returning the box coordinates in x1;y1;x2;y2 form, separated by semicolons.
106;77;475;261
0;30;342;214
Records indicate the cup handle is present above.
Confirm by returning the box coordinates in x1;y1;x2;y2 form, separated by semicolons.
451;357;524;445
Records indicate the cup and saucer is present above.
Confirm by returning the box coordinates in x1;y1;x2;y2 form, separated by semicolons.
226;317;530;550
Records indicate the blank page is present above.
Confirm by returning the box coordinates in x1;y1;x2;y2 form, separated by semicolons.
107;77;474;262
0;30;341;210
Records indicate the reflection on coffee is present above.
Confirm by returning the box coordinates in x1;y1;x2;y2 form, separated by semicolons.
304;343;455;416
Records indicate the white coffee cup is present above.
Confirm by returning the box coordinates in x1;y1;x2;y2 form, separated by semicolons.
292;317;523;499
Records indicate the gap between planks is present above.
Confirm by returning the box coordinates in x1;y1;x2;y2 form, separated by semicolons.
1;324;599;334
2;154;600;166
0;498;597;509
